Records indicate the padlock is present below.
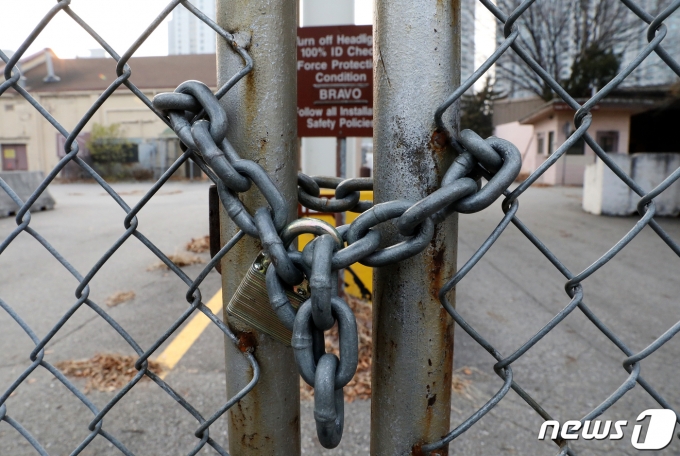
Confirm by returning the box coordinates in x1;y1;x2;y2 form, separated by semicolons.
226;252;309;345
227;217;343;345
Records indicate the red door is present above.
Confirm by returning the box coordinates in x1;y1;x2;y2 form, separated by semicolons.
2;144;28;171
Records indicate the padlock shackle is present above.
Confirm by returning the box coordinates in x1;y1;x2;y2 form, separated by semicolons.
280;218;343;250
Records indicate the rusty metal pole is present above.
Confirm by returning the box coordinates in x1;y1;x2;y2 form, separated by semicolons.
371;0;460;454
217;0;300;454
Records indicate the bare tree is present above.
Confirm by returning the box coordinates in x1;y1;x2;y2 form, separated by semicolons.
495;0;641;100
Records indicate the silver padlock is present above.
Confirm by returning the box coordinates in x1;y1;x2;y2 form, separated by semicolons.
226;252;309;345
226;217;343;345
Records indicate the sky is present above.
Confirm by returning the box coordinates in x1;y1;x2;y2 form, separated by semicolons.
1;1;174;59
0;0;372;59
0;0;492;87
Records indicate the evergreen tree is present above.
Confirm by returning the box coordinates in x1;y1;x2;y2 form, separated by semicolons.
460;78;500;139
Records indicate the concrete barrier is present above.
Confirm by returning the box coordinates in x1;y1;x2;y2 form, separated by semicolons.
583;153;680;216
631;153;680;216
0;171;55;217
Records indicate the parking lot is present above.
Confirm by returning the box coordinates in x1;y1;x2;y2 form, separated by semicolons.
1;181;679;455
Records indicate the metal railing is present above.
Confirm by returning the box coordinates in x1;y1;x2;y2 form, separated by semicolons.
1;0;680;455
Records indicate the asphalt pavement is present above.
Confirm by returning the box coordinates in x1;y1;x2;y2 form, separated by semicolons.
1;181;679;455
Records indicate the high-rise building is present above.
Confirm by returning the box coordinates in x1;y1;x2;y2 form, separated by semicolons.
623;0;680;88
168;0;216;55
495;0;680;99
461;0;476;84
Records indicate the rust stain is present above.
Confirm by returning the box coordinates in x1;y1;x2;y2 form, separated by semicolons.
412;443;425;456
236;329;257;353
243;68;257;147
230;401;248;433
412;443;448;456
419;227;454;453
430;128;449;152
424;383;435;437
428;228;446;300
240;432;260;449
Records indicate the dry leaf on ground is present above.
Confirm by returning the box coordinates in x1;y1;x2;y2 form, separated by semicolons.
451;367;485;403
158;190;183;196
147;253;205;271
109;189;144;196
186;235;210;253
106;290;136;307
56;353;164;393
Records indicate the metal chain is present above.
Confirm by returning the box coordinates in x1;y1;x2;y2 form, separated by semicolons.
3;0;680;454
152;82;521;448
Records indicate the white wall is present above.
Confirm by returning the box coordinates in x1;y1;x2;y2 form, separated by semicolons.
584;153;634;216
583;153;680;216
301;0;354;26
494;121;533;174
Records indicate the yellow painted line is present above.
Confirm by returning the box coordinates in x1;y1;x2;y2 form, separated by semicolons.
156;289;223;379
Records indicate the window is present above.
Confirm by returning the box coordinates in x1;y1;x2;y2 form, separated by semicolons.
548;131;555;155
537;132;545;155
2;144;28;171
566;131;585;155
596;131;619;152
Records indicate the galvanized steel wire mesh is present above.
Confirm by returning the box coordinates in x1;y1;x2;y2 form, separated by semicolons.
0;1;258;454
0;0;679;455
427;0;680;454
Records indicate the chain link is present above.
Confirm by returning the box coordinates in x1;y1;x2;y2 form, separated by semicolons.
2;0;680;454
150;65;521;447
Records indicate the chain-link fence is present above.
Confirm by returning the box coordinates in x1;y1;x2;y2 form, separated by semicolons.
1;0;680;455
0;2;258;454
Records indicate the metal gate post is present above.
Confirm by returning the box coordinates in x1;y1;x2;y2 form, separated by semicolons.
371;0;460;454
217;1;300;454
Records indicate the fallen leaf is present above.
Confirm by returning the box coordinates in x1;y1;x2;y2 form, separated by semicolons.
186;235;210;253
300;294;373;402
148;253;205;271
56;353;164;393
106;290;136;307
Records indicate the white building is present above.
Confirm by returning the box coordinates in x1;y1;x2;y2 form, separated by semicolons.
493;86;675;186
168;0;216;55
